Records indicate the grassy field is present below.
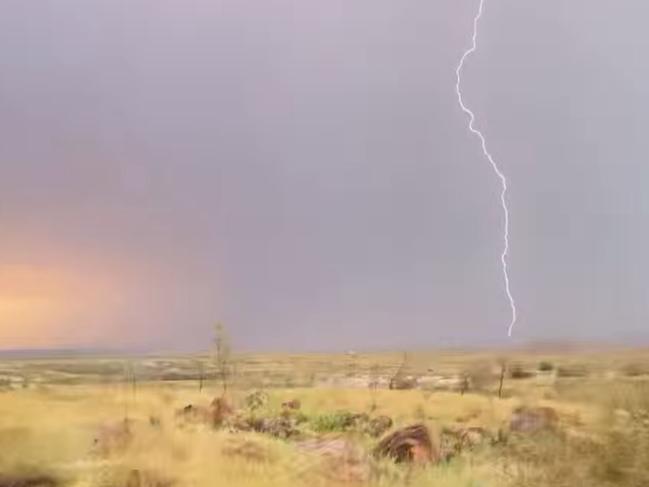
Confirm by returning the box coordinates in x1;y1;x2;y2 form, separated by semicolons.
1;347;648;486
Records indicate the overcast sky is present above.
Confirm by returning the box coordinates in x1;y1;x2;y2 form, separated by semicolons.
1;0;648;351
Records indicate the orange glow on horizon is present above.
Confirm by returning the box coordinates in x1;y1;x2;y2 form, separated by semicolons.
0;263;129;349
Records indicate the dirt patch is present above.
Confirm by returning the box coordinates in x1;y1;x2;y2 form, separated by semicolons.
0;475;57;487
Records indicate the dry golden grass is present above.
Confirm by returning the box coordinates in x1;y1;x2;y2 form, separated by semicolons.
1;347;648;486
0;384;496;486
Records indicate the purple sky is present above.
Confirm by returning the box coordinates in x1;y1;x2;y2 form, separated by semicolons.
1;0;648;351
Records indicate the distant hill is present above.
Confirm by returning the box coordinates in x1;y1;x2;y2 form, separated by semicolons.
0;348;133;360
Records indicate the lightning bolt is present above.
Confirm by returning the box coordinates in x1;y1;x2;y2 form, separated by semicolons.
455;0;517;337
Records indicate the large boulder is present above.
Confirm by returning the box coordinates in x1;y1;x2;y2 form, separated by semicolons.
374;424;439;464
510;406;558;433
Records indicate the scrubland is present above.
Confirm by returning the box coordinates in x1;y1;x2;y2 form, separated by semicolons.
1;347;648;486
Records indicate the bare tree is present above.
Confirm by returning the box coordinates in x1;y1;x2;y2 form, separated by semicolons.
460;373;469;395
131;361;138;400
497;358;507;399
389;352;416;390
368;363;380;412
346;350;358;377
213;322;233;396
122;361;136;421
197;360;205;392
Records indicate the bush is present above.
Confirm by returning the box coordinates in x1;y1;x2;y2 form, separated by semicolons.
310;411;366;432
244;390;269;411
538;361;554;372
502;382;649;487
388;375;417;390
464;362;496;392
510;365;534;379
556;365;588;378
621;362;649;377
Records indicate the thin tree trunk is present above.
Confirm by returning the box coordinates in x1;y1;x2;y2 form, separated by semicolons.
498;363;506;398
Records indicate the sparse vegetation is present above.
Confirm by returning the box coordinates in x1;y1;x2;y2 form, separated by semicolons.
213;322;233;396
556;364;588;378
465;360;496;393
1;347;648;486
310;411;358;432
510;364;534;379
538;361;554;372
621;362;649;377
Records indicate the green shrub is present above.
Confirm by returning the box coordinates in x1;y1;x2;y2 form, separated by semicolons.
310;411;358;432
